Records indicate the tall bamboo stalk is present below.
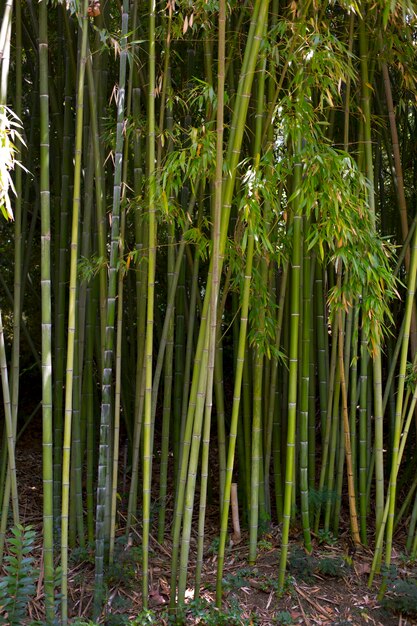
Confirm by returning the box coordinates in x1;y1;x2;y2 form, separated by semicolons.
142;0;156;607
195;0;225;591
94;0;129;611
216;231;254;605
61;2;89;621
278;131;302;591
39;0;54;617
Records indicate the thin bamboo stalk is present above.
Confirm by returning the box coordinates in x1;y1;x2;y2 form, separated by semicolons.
61;2;89;621
0;311;19;525
383;192;417;575
299;236;312;552
195;1;225;588
54;46;74;520
216;232;254;605
278;130;302;590
337;306;360;545
39;0;54;616
142;0;156;606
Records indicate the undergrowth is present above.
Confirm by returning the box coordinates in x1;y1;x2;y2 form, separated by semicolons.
0;525;38;626
173;597;257;625
381;567;417;617
0;522;405;626
288;546;350;582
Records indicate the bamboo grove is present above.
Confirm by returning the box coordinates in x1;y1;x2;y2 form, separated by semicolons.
2;0;417;622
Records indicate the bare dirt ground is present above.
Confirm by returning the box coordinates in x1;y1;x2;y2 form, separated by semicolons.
12;425;417;626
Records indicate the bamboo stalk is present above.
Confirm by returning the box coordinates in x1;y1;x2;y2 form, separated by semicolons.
94;0;129;612
142;0;156;607
61;2;89;621
39;0;54;616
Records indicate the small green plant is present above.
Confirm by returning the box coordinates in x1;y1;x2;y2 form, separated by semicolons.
317;529;337;545
104;537;142;588
273;610;294;625
131;609;157;625
222;567;252;591
185;597;254;625
111;595;133;613
397;551;417;567
308;488;338;515
288;546;317;582
105;613;130;625
105;558;136;587
254;573;277;592
317;555;349;578
257;538;273;551
207;536;220;555
0;525;38;626
69;543;95;566
381;576;417;617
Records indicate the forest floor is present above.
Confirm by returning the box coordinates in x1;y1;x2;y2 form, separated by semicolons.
12;421;417;626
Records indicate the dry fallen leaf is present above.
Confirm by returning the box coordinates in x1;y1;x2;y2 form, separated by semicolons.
149;590;167;607
354;561;371;576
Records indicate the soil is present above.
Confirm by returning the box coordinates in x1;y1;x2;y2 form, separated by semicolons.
9;419;417;626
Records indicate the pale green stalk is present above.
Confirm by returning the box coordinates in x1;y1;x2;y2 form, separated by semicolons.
177;333;209;605
172;256;185;477
359;15;385;538
157;16;174;541
0;311;18;525
0;0;13;64
61;1;89;621
249;33;268;559
249;346;264;563
278;131;302;590
39;0;54;616
383;186;417;574
54;50;73;520
0;0;15;561
157;217;175;543
349;307;359;492
337;307;360;544
358;329;369;543
324;362;340;533
214;342;226;504
86;53;107;347
216;231;254;604
272;266;289;521
265;264;288;515
72;324;85;548
195;0;225;590
370;323;417;584
84;287;95;544
308;257;316;491
142;0;156;607
11;0;22;469
178;206;201;455
0;0;12;103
